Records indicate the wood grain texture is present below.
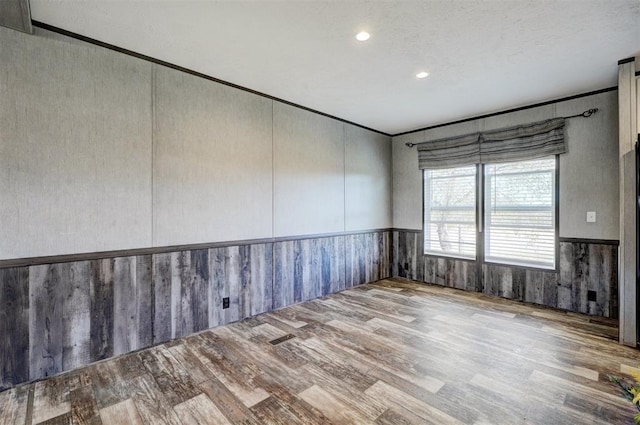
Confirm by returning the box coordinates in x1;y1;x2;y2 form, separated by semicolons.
0;267;29;390
2;231;388;391
90;259;114;363
69;384;102;425
0;385;30;425
274;236;347;309
153;253;172;345
29;262;91;381
99;399;143;425
250;244;273;317
1;279;634;424
393;230;618;318
274;240;296;309
113;256;153;356
345;232;391;288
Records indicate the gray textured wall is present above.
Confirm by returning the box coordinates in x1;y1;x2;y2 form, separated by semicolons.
392;90;620;240
345;125;393;231
0;27;392;260
152;65;273;246
273;102;345;237
0;26;153;260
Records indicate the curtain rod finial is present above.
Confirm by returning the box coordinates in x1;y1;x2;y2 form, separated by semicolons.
406;142;416;148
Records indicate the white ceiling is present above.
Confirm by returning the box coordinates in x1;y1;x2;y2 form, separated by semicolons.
30;1;639;135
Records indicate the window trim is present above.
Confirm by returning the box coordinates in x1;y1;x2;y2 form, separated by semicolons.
422;155;560;273
422;165;478;260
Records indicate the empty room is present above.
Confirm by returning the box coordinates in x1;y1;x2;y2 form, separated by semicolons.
1;1;639;424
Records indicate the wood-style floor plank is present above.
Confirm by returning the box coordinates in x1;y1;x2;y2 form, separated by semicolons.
99;399;143;425
0;386;30;425
31;376;70;424
173;393;231;425
2;278;640;425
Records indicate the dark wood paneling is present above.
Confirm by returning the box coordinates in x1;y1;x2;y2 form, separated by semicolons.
113;257;137;356
346;231;392;288
190;249;210;333
136;255;154;349
393;230;618;318
250;243;273;316
113;256;154;356
29;262;92;380
209;246;240;327
415;236;477;293
273;240;295;310
345;234;365;287
209;243;273;327
90;259;114;362
0;231;388;391
152;252;172;345
274;236;346;309
0;267;29;390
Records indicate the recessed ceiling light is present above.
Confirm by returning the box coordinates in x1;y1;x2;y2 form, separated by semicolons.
416;71;429;79
356;31;370;41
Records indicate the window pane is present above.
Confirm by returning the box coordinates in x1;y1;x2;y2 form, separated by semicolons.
484;157;555;268
424;166;476;259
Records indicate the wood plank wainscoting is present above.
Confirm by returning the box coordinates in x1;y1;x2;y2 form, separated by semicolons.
0;231;391;391
393;229;618;318
0;279;637;424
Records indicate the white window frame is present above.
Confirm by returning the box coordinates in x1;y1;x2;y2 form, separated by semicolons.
422;156;558;270
483;157;557;270
423;165;478;260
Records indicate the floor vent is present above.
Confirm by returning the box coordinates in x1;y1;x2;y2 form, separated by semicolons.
269;334;296;345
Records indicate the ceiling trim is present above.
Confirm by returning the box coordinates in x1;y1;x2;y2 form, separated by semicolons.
31;20;392;137
393;86;618;137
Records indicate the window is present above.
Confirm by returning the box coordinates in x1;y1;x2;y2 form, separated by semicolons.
423;156;557;269
484;158;556;269
424;165;476;259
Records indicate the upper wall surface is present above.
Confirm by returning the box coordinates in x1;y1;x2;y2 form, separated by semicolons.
392;90;620;240
152;65;274;246
0;26;153;259
0;27;392;260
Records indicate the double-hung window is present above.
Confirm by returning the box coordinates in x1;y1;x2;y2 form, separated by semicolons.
423;166;477;259
484;157;556;268
423;156;557;269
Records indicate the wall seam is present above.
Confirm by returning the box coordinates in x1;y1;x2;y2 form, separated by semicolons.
343;124;347;288
151;64;156;247
271;100;276;312
343;124;346;233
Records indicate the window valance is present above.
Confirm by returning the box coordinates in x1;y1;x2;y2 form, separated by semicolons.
417;118;566;170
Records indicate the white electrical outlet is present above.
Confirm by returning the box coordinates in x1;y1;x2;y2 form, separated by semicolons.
586;211;596;223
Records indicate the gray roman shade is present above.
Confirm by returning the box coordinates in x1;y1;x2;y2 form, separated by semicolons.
417;132;481;169
480;118;566;164
417;117;566;169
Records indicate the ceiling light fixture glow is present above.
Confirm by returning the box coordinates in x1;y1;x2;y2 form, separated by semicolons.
356;31;370;41
416;71;429;79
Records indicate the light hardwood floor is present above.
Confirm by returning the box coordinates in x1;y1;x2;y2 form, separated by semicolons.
1;278;639;424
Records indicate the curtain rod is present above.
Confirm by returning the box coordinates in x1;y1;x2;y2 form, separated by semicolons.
405;108;598;148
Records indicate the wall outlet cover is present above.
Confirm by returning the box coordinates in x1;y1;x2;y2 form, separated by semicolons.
222;297;230;309
586;211;596;223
